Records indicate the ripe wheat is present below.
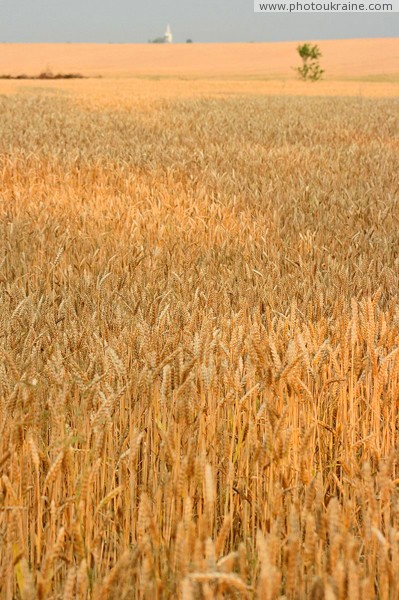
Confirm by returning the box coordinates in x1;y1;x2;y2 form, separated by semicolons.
0;90;398;598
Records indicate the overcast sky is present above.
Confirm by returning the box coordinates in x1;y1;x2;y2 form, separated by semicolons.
1;0;397;43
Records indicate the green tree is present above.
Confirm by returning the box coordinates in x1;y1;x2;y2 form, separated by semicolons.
296;43;324;81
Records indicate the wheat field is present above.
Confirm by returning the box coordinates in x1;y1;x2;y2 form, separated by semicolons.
0;67;399;600
1;39;399;78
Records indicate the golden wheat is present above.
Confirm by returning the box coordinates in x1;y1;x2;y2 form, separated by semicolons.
0;87;398;598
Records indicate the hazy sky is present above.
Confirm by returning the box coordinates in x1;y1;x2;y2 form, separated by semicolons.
1;0;397;43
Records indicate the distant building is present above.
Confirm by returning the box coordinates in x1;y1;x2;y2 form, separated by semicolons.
164;25;173;43
149;25;173;44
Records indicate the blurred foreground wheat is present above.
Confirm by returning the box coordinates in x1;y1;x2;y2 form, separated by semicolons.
0;92;399;598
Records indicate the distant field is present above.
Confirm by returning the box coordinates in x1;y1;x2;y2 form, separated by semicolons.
1;76;399;104
1;39;398;101
1;38;398;79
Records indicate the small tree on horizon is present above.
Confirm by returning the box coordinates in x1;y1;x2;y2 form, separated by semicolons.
296;43;324;81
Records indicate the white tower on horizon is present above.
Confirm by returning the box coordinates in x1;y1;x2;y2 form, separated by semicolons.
164;24;173;43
